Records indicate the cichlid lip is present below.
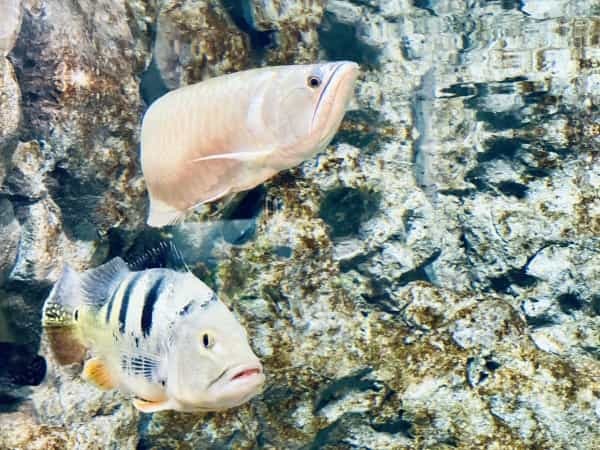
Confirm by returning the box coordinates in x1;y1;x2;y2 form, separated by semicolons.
229;363;263;382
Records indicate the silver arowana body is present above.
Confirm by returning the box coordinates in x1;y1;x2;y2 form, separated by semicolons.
42;251;264;413
141;61;360;227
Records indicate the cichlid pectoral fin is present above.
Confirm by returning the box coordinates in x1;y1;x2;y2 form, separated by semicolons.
132;397;173;413
82;357;117;390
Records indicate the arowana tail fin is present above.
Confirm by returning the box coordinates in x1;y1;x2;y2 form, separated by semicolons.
42;265;87;365
147;196;185;228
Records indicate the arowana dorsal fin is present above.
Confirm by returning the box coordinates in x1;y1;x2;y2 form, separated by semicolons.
82;357;117;390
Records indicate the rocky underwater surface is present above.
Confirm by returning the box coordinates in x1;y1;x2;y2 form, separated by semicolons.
0;0;599;448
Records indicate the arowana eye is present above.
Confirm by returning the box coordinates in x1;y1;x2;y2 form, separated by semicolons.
307;75;321;88
201;332;215;349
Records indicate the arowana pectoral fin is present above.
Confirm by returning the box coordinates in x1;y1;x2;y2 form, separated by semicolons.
82;357;117;390
190;149;272;162
132;397;173;413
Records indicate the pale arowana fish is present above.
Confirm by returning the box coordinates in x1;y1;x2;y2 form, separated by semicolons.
141;61;360;227
42;243;264;413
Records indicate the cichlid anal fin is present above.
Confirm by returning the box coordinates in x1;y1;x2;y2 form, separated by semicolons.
82;357;117;390
132;397;173;413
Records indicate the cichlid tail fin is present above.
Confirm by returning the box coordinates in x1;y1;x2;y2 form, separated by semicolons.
42;265;87;365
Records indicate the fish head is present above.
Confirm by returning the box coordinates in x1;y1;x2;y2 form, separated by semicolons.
167;296;264;411
264;61;359;163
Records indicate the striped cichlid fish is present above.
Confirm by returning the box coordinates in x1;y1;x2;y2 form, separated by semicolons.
42;244;264;413
141;61;360;227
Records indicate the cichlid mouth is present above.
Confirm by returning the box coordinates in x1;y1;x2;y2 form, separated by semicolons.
230;364;263;382
231;367;260;381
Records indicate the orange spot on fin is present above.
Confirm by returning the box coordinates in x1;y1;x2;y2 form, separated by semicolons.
82;357;117;390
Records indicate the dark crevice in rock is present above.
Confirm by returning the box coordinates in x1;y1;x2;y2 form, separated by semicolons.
557;292;584;314
413;0;437;15
358;251;440;314
464;165;492;192
140;57;170;106
488;267;537;293
440;82;478;99
402;209;426;236
438;188;476;197
319;187;380;239
591;295;600;316
339;249;378;273
222;0;274;62
361;288;400;314
370;410;414;437
477;137;526;163
318;12;381;68
466;355;501;388
347;0;380;12
397;249;441;287
8;10;61;138
475;110;527;132
47;168;107;242
314;368;380;413
499;0;527;12
0;192;40;207
332;109;388;148
525;313;557;328
304;412;368;450
496;180;528;199
273;246;292;259
0;283;50;348
582;346;600;360
485;359;501;371
220;186;265;245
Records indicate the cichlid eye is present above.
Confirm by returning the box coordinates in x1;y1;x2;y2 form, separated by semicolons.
201;332;215;349
307;75;321;88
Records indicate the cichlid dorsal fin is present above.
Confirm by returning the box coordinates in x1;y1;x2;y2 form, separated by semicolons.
127;241;189;273
132;397;174;413
82;357;117;390
80;257;130;309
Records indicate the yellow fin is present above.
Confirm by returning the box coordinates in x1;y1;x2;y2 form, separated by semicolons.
132;398;172;413
82;357;117;390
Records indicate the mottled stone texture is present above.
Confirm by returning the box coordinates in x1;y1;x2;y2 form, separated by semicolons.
1;0;599;449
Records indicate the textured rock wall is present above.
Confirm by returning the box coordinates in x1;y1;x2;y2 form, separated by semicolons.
0;0;599;449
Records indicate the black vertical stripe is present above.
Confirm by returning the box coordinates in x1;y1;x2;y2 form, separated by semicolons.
104;284;119;323
118;273;144;334
140;275;164;338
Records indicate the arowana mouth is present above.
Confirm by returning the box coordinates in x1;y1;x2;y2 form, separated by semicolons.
231;367;261;381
